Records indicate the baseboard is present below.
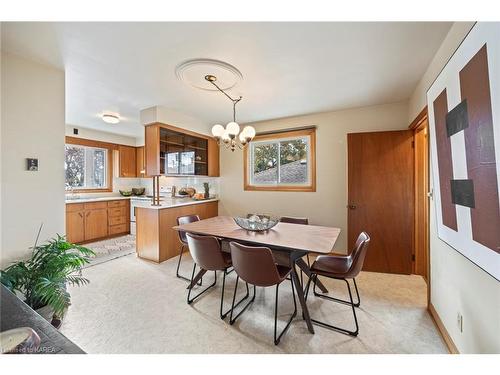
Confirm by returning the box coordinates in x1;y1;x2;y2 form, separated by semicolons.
428;302;460;354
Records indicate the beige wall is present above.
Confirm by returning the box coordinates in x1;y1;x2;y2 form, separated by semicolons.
1;52;65;266
408;22;500;353
219;101;409;253
65;125;137;147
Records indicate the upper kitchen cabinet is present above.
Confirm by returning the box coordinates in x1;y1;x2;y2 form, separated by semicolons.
118;145;137;177
136;146;147;178
145;123;219;177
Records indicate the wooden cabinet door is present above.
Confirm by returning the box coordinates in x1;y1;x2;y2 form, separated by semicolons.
119;145;137;177
136;146;146;177
85;208;108;241
66;211;85;244
207;139;220;177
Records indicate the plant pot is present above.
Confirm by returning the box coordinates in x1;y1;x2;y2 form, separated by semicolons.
35;304;64;329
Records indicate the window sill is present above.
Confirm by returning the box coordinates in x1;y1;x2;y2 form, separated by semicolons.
244;185;316;192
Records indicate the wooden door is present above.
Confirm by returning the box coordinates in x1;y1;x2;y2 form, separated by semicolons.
66;211;85;243
119;145;137;177
347;130;414;274
85;209;109;241
414;120;429;280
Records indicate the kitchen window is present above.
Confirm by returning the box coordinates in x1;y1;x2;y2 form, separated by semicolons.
65;143;111;191
244;127;316;192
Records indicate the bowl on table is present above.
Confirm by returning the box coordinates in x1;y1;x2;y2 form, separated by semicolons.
132;187;145;196
119;190;132;196
233;214;280;232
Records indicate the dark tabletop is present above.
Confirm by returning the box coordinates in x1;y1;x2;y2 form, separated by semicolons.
1;285;85;354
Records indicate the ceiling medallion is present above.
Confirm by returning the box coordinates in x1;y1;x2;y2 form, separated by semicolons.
175;58;243;91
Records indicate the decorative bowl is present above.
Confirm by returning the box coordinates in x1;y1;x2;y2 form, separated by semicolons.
234;214;279;232
119;190;133;196
132;187;145;196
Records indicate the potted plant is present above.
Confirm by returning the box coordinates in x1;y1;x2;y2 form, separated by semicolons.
0;234;94;328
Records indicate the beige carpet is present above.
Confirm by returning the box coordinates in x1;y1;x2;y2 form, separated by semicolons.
60;251;447;354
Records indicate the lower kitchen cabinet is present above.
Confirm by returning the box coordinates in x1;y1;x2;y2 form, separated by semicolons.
66;199;130;244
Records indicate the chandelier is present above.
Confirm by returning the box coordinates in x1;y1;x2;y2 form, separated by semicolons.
206;75;256;151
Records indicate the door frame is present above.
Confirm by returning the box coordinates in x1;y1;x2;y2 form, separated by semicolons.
409;106;430;304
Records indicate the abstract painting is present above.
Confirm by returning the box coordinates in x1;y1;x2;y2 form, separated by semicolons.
427;22;500;280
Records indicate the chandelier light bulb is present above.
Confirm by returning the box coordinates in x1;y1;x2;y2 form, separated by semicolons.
242;126;256;139
211;124;225;138
222;129;231;143
226;121;240;137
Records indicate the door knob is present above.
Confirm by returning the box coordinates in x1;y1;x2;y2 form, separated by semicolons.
347;204;357;210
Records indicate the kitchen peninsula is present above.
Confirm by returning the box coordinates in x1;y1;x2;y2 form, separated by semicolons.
135;198;218;263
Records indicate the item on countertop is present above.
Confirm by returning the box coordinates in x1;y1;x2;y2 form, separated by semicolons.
203;182;210;199
132;187;145;196
178;187;196;197
193;192;206;200
234;214;279;232
119;190;133;196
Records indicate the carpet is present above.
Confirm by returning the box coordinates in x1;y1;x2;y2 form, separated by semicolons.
82;235;136;268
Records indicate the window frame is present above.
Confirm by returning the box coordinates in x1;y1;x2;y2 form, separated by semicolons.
243;127;316;192
65;137;114;193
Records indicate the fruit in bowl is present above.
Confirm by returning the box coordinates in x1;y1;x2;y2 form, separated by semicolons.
132;187;145;196
119;190;132;196
193;193;206;200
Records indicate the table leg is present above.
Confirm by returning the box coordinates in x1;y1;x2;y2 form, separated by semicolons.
290;258;315;334
296;258;329;294
188;269;207;289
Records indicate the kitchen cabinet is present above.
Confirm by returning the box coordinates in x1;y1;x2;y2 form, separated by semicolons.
66;199;130;244
66;209;85;244
136;200;218;263
119;145;137;177
136;146;146;178
144;123;220;177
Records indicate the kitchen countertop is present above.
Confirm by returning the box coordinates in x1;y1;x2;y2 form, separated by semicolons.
134;197;219;210
65;195;131;204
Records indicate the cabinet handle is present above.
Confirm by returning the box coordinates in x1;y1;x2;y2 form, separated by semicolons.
86;212;91;217
79;212;83;218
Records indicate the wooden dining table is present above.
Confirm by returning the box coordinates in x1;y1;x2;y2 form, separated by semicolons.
173;215;341;334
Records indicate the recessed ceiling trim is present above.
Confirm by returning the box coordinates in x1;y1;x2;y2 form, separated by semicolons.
175;58;243;91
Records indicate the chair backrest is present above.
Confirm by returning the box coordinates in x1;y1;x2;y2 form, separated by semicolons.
345;232;370;278
186;233;228;271
177;215;200;244
280;216;309;225
229;242;282;287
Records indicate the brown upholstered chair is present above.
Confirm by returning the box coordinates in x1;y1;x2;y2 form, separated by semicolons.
176;215;201;282
186;233;249;319
305;232;370;336
229;242;297;345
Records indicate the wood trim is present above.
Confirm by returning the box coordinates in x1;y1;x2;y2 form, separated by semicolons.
65;136;114;193
243;128;316;192
428;302;459;354
409;106;428;130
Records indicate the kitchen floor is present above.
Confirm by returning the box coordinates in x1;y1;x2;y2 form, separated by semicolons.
60;251;447;354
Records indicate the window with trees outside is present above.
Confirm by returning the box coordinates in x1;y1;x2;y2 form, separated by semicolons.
244;128;316;192
65;144;110;191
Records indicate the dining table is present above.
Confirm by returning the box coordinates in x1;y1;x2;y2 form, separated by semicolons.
173;215;341;334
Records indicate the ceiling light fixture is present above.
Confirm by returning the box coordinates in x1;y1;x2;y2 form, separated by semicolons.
102;113;120;124
206;75;255;152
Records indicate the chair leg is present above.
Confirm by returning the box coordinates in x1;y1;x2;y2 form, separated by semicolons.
177;244;202;286
274;277;297;345
312;275;360;307
187;263;216;305
229;276;255;325
307;274;359;336
220;269;250;319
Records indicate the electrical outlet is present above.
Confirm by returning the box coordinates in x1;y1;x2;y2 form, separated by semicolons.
457;313;463;333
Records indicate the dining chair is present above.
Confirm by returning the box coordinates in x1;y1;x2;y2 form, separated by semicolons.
280;216;311;282
176;215;202;283
185;233;249;319
304;232;370;336
229;242;297;345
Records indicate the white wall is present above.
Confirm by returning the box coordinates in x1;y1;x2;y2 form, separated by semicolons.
219;101;409;253
1;52;65;266
408;22;500;353
65;124;137;147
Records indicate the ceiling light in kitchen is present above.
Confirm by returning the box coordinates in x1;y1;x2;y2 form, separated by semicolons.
102;113;120;124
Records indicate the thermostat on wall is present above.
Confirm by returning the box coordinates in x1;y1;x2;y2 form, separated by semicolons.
26;158;38;171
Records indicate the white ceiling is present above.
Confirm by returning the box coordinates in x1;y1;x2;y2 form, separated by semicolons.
1;22;452;138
